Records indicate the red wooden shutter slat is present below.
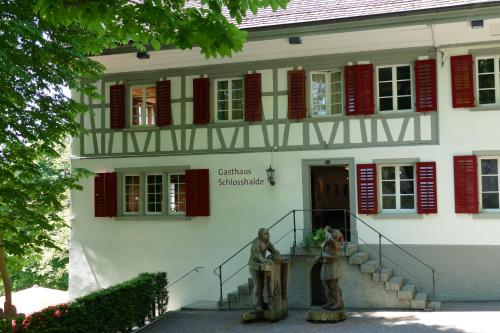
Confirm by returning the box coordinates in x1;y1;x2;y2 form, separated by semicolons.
454;156;479;213
95;172;117;217
415;59;437;112
345;64;374;115
357;164;378;214
110;85;126;129
244;73;263;122
451;55;475;108
416;162;437;214
156;80;172;127
287;70;307;119
186;169;210;217
193;78;210;124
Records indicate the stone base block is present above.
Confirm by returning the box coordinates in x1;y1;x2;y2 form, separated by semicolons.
307;309;347;323
241;310;288;323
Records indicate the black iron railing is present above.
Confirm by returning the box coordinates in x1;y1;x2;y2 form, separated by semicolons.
213;209;437;305
167;266;204;289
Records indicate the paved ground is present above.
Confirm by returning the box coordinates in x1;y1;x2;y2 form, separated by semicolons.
141;302;500;333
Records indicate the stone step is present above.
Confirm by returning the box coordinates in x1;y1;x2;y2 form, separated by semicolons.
342;243;359;257
385;276;404;291
360;260;380;273
248;278;254;287
398;284;416;300
238;294;253;306
349;251;370;265
372;268;393;282
411;293;428;310
238;284;251;295
425;301;442;311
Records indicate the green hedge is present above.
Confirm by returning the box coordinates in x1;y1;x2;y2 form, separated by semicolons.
2;272;168;333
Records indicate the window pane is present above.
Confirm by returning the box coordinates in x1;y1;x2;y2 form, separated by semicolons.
478;58;494;73
331;93;342;104
232;110;243;120
217;90;228;100
132;87;143;126
232;79;243;90
331;104;342;115
232;99;243;110
479;74;495;89
312;73;326;84
382;166;395;180
378;67;392;81
382;181;396;194
125;175;140;213
400;181;415;194
382;196;396;209
479;90;496;104
482;176;499;192
233;89;243;100
146;174;163;213
397;66;411;80
397;97;412;110
217;81;228;90
399;166;414;180
379;82;393;97
401;195;415;209
217;101;228;111
331;71;342;82
481;159;498;174
217;111;228;120
169;174;186;214
397;81;411;96
380;98;393;111
482;193;499;209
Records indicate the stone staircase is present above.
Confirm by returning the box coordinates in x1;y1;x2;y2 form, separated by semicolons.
218;243;440;311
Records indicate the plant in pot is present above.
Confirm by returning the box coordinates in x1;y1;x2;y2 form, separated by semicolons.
301;228;326;248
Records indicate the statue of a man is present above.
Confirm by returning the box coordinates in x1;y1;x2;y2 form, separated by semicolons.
248;228;281;312
311;226;344;310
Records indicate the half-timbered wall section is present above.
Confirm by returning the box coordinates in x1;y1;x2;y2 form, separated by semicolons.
76;48;438;158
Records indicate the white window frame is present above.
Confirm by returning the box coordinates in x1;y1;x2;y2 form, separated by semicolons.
214;78;244;122
478;157;500;212
379;164;417;213
376;64;414;113
130;85;156;127
168;172;186;215
309;69;344;117
123;174;141;215
475;56;500;106
145;173;164;215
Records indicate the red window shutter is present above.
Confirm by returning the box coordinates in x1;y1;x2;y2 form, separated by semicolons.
416;162;437;214
244;73;262;122
287;70;307;119
186;169;210;217
110;85;126;129
451;55;475;108
193;78;210;124
415;59;437;112
94;172;117;217
156;80;172;127
345;64;374;115
357;164;378;214
454;156;479;214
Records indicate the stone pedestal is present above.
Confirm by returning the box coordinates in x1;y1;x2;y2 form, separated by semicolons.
242;259;289;323
307;308;347;323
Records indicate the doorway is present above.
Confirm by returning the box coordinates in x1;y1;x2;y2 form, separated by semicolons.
310;165;351;241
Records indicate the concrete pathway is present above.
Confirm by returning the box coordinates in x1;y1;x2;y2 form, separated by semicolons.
141;302;500;333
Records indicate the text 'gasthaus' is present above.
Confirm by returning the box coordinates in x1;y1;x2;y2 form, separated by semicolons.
217;168;265;186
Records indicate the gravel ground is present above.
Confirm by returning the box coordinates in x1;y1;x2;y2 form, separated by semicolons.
141;303;500;333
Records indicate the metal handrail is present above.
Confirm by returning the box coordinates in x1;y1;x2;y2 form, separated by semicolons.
214;208;438;303
167;266;204;289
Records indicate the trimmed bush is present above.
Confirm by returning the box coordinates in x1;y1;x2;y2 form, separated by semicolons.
3;272;168;333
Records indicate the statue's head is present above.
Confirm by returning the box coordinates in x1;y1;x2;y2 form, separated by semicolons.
258;228;270;242
332;229;344;242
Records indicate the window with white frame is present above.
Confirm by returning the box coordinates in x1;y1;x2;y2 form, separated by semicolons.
215;78;243;121
380;165;416;212
476;57;500;105
131;85;156;126
169;173;186;214
310;70;343;116
377;65;413;112
479;158;500;210
124;175;141;214
146;174;163;214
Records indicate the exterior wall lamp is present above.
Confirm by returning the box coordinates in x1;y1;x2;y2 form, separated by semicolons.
266;165;276;186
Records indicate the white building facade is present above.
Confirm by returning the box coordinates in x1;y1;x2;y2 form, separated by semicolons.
70;0;500;309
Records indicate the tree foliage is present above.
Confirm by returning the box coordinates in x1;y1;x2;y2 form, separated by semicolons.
0;0;287;316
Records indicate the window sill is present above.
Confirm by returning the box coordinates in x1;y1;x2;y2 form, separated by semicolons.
472;212;500;219
372;213;422;219
469;105;500;112
114;215;191;221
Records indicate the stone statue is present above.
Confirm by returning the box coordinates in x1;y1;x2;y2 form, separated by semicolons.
310;226;344;310
248;228;281;312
